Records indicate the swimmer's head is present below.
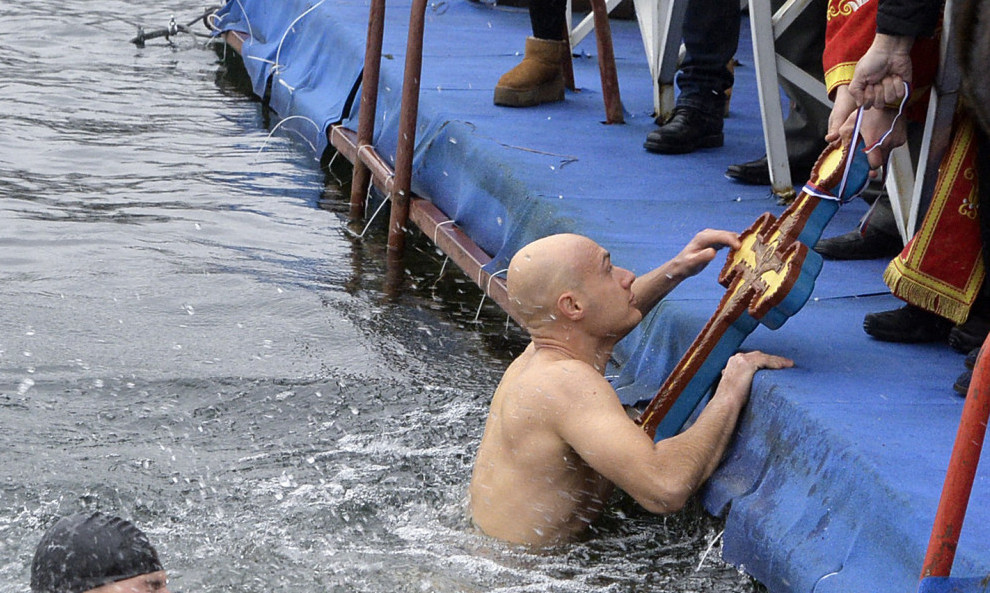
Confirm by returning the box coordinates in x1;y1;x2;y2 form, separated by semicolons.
31;511;164;593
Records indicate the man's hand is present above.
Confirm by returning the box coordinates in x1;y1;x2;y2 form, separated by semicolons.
632;229;742;316
717;351;794;407
848;33;915;109
826;88;906;179
826;85;858;145
671;229;742;279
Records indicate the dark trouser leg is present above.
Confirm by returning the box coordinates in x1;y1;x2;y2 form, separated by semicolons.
675;0;740;117
529;0;567;41
725;0;828;183
775;0;829;164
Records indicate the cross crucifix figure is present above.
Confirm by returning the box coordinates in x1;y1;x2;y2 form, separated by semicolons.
638;122;873;440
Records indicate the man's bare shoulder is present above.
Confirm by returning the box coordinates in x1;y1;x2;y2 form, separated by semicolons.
504;348;614;405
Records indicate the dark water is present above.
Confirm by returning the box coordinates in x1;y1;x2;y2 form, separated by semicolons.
0;2;760;591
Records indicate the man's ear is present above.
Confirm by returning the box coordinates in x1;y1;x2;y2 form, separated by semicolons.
557;291;585;321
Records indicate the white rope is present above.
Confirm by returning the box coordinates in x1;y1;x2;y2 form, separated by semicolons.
273;0;327;75
354;144;395;213
323;150;344;186
695;529;724;571
255;115;320;159
364;179;373;214
474;268;509;322
232;0;255;40
352;191;391;239
432;257;449;289
806;83;910;203
246;55;276;66
473;293;486;322
357;143;380;163
433;219;455;245
864;81;910;156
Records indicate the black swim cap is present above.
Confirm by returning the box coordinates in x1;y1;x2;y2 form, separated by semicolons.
31;511;163;593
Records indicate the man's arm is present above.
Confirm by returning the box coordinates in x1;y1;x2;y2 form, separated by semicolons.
631;229;741;316
553;351;792;513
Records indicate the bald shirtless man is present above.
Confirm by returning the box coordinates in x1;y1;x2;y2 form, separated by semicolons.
469;232;793;546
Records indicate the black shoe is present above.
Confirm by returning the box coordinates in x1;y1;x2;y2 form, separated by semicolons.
954;369;972;396
948;313;990;353
643;106;723;154
814;228;903;260
965;346;982;370
724;154;817;186
863;304;953;343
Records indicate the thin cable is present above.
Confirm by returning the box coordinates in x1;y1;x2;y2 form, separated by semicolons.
352;191;391;239
474;268;509;322
864;81;910;155
255;115;321;159
232;0;255;40
696;529;724;571
433;220;455;245
432;257;449;289
274;0;327;75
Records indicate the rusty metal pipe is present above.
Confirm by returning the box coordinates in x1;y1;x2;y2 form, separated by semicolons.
349;0;388;219
588;0;623;124
331;124;513;316
388;0;428;256
920;336;990;579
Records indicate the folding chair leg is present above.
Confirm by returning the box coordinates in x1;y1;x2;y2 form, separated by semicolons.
749;0;793;200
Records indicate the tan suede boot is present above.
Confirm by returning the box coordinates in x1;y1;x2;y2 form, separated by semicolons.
493;37;567;107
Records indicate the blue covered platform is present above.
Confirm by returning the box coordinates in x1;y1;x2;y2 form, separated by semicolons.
212;1;990;591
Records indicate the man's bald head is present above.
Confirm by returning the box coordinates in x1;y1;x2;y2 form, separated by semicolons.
506;234;601;330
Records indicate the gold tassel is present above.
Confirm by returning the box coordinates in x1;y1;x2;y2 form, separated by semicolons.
883;263;971;324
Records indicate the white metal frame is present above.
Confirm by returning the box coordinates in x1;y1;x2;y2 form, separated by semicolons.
570;0;957;224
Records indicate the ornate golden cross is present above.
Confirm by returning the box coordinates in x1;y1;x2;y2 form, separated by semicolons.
638;135;871;439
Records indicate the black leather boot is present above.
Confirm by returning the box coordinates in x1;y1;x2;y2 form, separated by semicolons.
949;312;990;353
954;369;972;396
724;154;818;186
863;304;952;343
813;228;903;260
965;346;982;369
643;106;723;154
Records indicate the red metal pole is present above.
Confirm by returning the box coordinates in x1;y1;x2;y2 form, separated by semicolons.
588;0;623;124
388;0;428;256
920;336;990;578
349;0;387;219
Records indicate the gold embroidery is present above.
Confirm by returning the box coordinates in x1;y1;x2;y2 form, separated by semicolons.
959;170;978;219
827;0;871;21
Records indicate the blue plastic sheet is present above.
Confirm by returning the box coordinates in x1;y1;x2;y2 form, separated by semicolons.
214;0;365;155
